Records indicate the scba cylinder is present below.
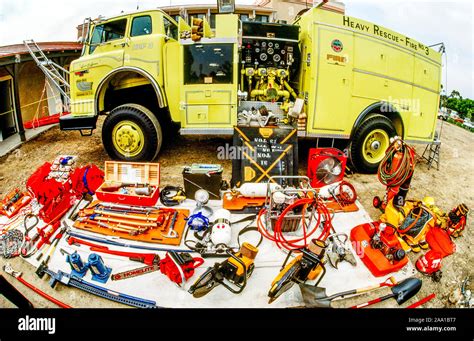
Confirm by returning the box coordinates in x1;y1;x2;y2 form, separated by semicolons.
211;209;232;245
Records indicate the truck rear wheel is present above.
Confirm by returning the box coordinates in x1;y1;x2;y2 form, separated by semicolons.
102;103;162;161
350;114;396;173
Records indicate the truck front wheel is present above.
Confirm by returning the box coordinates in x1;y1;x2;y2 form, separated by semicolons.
102;104;162;161
350;114;396;173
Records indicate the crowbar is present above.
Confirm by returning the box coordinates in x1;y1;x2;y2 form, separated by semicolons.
3;263;71;308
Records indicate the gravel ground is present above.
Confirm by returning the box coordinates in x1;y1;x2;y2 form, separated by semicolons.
0;118;472;308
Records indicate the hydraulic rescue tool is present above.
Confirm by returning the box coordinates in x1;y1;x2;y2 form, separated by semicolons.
326;233;357;269
268;239;327;303
188;242;258;297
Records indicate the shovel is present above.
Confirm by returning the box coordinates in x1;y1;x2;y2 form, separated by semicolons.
299;276;397;308
351;277;422;308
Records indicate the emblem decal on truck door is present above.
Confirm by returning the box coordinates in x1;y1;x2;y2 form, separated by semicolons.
331;39;343;52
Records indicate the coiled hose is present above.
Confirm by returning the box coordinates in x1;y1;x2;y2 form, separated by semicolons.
378;139;416;187
257;197;332;251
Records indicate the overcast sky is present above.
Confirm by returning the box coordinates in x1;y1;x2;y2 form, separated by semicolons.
0;0;472;98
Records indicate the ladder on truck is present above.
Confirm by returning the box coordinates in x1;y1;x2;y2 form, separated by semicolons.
23;39;71;110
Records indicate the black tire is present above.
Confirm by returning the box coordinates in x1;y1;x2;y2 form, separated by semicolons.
102;103;162;161
350;114;396;173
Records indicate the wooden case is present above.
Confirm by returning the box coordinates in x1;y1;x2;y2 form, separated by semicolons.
96;161;160;206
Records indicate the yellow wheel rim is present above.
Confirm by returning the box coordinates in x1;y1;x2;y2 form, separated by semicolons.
112;120;144;157
362;129;389;164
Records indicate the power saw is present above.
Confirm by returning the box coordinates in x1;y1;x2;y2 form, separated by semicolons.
188;242;258;297
268;239;327;304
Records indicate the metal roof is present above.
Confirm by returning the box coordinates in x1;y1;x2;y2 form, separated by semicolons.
0;41;82;59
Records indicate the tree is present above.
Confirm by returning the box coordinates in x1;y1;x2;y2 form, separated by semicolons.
450;89;462;99
443;90;473;119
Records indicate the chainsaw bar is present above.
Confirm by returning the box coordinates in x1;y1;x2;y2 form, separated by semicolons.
111;264;160;281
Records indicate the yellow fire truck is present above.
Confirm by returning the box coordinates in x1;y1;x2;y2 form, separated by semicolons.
60;5;441;172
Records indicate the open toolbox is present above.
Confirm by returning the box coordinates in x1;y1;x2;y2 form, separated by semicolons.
96;161;160;206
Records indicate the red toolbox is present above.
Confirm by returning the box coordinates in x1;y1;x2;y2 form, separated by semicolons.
96;161;160;206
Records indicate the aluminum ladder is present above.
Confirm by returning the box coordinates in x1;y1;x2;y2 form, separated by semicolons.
23;39;71;109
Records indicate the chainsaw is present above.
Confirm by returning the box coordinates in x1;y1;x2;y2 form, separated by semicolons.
268;239;327;304
188;242;258;297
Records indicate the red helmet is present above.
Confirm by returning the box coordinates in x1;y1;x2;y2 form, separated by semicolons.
416;250;442;275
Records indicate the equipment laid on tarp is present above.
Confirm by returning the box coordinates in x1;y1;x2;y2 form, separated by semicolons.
1;142;465;309
73;201;188;246
318;181;359;213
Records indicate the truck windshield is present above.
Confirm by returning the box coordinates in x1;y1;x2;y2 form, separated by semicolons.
89;18;127;54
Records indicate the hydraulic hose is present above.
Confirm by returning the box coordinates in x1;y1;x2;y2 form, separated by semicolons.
257;198;332;251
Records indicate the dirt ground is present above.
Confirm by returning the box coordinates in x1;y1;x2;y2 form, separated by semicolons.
0;118;472;308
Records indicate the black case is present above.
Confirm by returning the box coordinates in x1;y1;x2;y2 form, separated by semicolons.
182;170;222;200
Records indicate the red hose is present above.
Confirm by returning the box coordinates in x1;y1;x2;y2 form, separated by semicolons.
16;276;72;308
258;198;332;251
